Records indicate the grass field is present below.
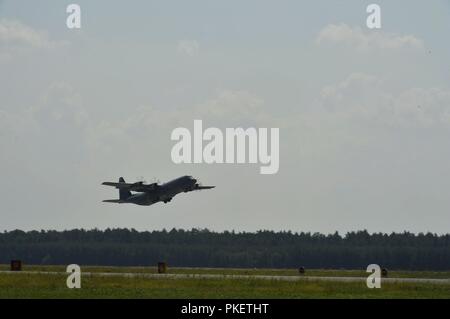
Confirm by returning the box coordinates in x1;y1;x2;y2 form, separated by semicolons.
0;265;449;299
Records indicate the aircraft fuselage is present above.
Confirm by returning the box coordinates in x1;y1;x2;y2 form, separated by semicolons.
122;175;197;206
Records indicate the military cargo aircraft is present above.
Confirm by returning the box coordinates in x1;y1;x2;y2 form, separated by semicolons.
102;175;215;206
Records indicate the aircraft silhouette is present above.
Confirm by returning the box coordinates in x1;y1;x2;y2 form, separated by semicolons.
102;175;214;206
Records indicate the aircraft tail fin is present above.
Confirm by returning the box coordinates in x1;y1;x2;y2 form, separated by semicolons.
119;177;131;200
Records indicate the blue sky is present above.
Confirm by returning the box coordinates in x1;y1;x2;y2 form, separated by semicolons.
1;1;450;233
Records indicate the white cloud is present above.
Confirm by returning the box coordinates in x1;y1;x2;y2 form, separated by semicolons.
316;73;450;127
0;19;67;62
31;82;88;128
0;82;89;170
391;87;450;126
0;19;63;49
192;90;267;124
316;24;424;51
177;39;199;56
87;89;270;155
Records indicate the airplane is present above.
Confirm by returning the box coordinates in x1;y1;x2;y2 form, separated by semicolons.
102;175;215;206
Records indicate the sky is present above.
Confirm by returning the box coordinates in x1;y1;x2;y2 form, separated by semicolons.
0;0;450;234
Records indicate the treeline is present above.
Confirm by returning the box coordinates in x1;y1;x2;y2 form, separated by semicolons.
0;229;449;270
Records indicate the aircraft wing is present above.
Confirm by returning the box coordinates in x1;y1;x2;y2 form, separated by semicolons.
194;185;215;190
102;181;158;192
102;199;123;203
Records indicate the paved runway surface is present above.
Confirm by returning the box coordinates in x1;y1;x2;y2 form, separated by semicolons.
1;271;449;284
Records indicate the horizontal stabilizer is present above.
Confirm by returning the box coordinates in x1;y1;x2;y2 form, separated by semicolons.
102;199;123;203
102;181;158;192
102;182;128;188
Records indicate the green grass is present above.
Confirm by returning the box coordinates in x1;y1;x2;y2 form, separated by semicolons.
0;272;449;299
0;265;449;298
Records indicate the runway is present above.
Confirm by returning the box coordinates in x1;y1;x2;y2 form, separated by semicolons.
1;271;449;285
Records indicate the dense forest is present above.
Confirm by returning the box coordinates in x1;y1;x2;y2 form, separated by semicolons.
0;228;449;270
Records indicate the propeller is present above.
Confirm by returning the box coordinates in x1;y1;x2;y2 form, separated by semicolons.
195;182;203;189
151;177;161;184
